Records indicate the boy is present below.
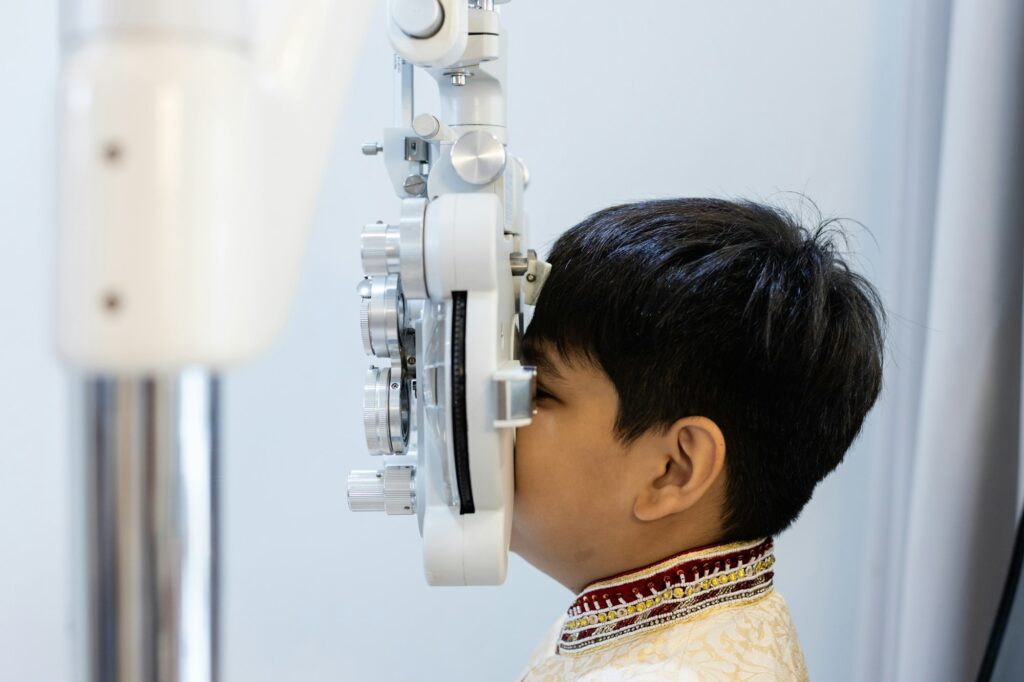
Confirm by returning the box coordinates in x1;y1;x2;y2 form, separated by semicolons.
513;198;884;680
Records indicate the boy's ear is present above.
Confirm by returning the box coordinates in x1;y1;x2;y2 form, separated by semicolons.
633;417;726;523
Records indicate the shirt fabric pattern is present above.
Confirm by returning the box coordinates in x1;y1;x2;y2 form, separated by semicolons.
520;538;808;681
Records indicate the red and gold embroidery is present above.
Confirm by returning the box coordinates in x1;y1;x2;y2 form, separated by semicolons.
558;537;776;655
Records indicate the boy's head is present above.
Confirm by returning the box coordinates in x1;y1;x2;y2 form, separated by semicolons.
510;198;885;591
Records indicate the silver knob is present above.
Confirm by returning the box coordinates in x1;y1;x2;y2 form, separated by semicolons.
357;277;375;357
358;288;372;356
451;131;507;186
347;465;417;514
362;366;409;455
362;142;383;156
362;274;404;362
387;372;411;455
361;221;402;276
363;367;391;454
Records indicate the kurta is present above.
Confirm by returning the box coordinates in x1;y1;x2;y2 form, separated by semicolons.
520;538;807;681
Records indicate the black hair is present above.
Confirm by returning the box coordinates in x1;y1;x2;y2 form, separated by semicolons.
522;198;885;542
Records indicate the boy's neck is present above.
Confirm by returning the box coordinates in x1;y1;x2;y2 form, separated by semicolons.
557;537;777;656
564;526;729;594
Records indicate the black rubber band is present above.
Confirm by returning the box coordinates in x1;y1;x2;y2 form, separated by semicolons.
451;291;475;514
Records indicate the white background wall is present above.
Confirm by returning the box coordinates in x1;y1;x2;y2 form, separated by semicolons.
1;1;910;680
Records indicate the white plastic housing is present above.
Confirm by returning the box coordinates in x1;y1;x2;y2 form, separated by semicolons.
429;9;506;137
57;1;376;371
62;0;247;43
419;193;519;586
58;42;259;369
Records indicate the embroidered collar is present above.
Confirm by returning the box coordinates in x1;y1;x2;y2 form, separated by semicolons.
557;537;775;656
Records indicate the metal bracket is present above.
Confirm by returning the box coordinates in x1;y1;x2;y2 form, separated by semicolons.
493;362;536;428
509;249;552;305
405;137;430;162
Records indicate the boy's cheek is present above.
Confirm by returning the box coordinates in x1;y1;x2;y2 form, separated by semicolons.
513;427;565;512
515;425;568;494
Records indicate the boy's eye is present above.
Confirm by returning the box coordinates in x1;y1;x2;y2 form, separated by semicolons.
534;386;556;403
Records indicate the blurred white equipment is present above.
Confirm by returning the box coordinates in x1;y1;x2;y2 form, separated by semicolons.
57;1;374;680
346;0;550;586
56;0;547;679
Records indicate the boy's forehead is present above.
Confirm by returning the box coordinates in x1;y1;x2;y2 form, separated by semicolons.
521;339;588;385
527;349;565;383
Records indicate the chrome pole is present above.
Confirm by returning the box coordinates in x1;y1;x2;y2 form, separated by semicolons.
81;369;219;682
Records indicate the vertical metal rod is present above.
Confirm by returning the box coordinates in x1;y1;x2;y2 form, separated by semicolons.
81;369;219;682
394;54;415;127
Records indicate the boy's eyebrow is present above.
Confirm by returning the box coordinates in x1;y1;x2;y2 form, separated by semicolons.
523;349;567;385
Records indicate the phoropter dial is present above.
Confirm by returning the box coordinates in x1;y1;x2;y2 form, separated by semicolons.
361;221;401;276
362;366;410;455
358;274;405;363
347;465;417;515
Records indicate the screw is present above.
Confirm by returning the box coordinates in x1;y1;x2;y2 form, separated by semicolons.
102;291;122;313
362;142;383;156
450;72;468;86
403;174;427;196
526;273;537;283
102;141;123;164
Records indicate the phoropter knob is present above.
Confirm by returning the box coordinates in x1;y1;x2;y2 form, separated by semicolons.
362;366;410;455
451;130;507;186
361;222;401;276
358;275;404;362
347;465;417;515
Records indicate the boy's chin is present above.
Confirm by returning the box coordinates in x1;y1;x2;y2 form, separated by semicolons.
508;522;523;556
507;525;545;570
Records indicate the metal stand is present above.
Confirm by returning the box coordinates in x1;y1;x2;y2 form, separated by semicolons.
81;369;219;682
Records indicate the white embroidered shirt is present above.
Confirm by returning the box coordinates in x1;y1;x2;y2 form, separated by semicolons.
520;538;808;681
